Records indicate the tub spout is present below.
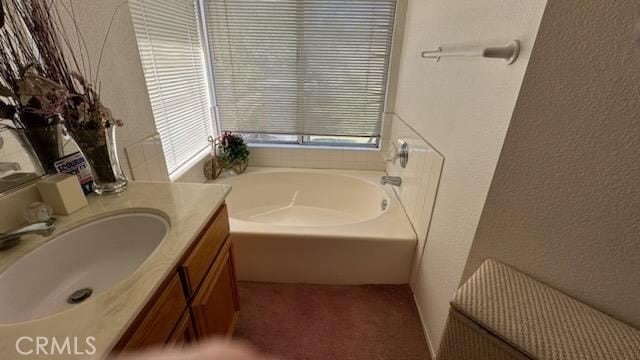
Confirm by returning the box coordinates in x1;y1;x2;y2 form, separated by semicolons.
380;176;402;187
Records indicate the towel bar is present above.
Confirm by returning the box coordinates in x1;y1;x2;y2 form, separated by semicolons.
421;40;520;65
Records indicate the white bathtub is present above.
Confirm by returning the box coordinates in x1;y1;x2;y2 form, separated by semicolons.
215;168;416;284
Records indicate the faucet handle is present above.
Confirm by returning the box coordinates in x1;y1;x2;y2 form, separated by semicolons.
384;140;409;168
24;202;53;223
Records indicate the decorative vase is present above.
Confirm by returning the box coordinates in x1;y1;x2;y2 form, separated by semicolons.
66;125;128;195
20;122;64;173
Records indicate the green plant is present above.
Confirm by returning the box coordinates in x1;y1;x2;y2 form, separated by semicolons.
219;132;249;167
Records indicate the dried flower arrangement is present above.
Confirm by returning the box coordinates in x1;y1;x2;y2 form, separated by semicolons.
0;0;124;123
0;0;128;192
0;0;77;169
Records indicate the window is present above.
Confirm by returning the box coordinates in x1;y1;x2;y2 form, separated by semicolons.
130;0;214;176
238;133;379;147
203;0;396;147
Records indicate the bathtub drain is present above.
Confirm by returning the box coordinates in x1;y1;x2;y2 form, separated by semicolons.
381;199;388;211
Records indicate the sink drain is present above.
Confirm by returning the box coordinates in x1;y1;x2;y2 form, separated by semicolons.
67;288;93;304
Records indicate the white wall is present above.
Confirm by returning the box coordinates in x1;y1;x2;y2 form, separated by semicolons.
383;115;443;285
391;0;547;353
463;0;640;330
58;0;163;179
248;146;385;171
124;133;169;182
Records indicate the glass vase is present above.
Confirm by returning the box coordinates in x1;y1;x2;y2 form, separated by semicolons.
20;123;64;173
67;125;128;195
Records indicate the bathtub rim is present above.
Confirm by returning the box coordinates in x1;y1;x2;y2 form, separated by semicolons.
212;167;417;243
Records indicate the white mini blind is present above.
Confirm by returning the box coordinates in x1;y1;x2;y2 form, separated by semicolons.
204;0;396;137
129;0;214;174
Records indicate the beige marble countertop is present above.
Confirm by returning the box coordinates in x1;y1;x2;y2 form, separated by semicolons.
0;181;231;359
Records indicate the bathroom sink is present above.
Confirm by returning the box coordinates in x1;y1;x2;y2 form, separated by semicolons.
0;212;169;324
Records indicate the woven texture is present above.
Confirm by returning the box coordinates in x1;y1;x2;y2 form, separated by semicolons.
451;259;640;360
437;309;530;360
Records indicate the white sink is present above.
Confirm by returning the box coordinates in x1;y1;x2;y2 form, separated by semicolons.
0;212;169;324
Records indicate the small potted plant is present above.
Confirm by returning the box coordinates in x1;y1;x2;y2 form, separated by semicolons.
219;132;249;174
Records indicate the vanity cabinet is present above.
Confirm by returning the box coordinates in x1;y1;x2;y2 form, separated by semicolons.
113;204;239;354
120;274;187;350
191;243;239;338
167;311;197;346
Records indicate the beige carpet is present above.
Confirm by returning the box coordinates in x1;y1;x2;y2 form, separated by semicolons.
235;282;431;360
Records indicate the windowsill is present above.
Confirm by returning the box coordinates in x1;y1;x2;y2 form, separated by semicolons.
247;143;381;151
167;142;380;182
169;147;211;182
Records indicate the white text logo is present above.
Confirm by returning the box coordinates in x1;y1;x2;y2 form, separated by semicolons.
16;336;96;356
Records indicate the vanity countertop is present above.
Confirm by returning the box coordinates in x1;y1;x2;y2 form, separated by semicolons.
0;181;231;359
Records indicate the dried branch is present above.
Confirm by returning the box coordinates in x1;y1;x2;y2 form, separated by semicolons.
0;0;76;98
0;0;124;131
94;1;127;87
0;0;5;29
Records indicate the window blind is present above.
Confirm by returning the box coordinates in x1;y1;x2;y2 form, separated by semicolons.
204;0;396;138
129;0;214;174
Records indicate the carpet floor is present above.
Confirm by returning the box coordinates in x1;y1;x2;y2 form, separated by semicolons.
234;282;431;360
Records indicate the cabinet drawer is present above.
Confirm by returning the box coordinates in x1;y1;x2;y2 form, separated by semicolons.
180;205;230;297
121;274;187;351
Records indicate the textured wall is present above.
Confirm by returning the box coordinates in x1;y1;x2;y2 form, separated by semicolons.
391;0;547;353
463;0;640;329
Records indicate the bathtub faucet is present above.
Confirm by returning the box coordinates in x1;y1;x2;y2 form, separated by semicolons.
380;176;402;187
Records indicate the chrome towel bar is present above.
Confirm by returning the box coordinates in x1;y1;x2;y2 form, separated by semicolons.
421;40;520;65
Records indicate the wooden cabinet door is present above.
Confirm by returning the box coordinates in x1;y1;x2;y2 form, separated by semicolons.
118;274;187;352
167;311;197;347
191;241;240;339
180;205;230;296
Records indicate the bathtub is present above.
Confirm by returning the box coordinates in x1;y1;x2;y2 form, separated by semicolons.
215;168;416;284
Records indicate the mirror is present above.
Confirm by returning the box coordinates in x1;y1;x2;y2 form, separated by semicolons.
0;126;45;194
1;0;86;195
0;123;81;195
